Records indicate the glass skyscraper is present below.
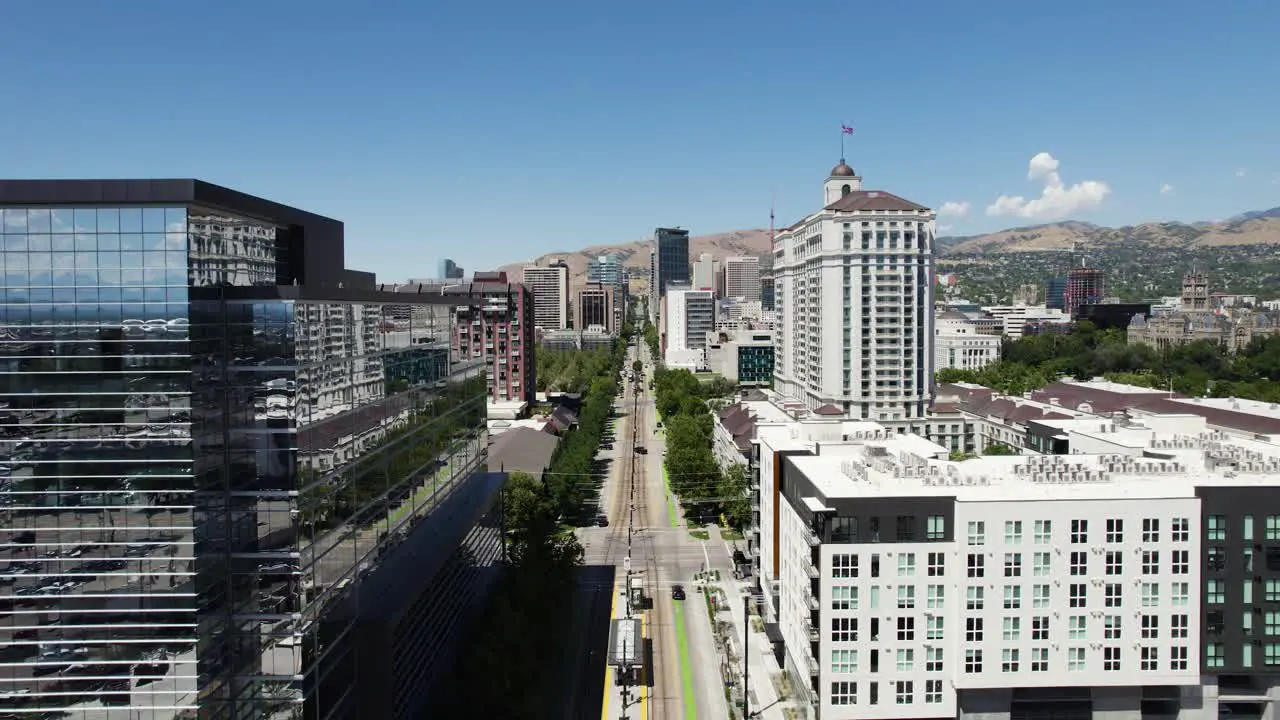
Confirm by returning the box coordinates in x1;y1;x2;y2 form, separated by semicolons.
0;181;503;719
652;227;690;298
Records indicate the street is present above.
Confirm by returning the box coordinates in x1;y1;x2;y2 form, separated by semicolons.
557;336;729;720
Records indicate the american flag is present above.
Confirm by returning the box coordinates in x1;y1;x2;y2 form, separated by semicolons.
841;124;855;135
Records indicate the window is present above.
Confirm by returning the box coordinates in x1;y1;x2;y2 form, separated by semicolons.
831;649;857;673
833;554;858;578
1106;518;1123;543
967;521;985;546
926;647;944;672
1104;646;1122;671
1268;515;1280;541
1141;646;1159;671
927;616;944;640
1208;579;1225;604
1267;611;1280;636
1003;617;1021;641
1032;647;1048;672
1268;580;1280;603
1207;643;1225;669
926;515;945;540
1171;517;1189;542
927;584;944;609
1267;644;1280;667
1004;520;1023;544
1032;616;1049;641
1069;647;1086;671
1004;553;1021;577
1033;552;1051;576
1071;519;1088;544
1208;547;1226;572
832;586;858;610
895;680;914;705
898;552;916;577
831;617;858;642
965;649;983;673
966;617;983;642
897;586;915;609
967;553;985;578
1142;614;1159;639
1033;584;1050;609
1105;551;1122;575
1171;614;1188;638
925;679;942;704
927;552;945;576
1141;582;1159;607
1142;518;1159;543
1002;648;1020;672
1069;583;1087;608
1171;550;1188;574
897;616;915;641
871;554;881;578
1034;519;1052;544
1170;645;1188;671
869;681;878;705
1171;582;1189;606
1003;585;1022;609
896;648;914;672
1142;550;1159;575
1245;515;1255;541
1105;583;1123;607
1207;515;1225;541
897;515;916;542
967;586;984;610
1069;615;1087;640
831;681;856;706
1070;551;1088;575
1105;615;1122;639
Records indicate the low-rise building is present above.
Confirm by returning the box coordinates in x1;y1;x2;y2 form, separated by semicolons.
934;311;1001;371
706;329;776;386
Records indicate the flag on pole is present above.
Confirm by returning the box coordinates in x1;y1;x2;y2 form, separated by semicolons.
841;124;855;135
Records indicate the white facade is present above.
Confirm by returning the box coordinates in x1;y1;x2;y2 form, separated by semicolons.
751;400;1280;720
772;162;936;428
521;263;570;330
663;287;715;363
724;255;762;301
692;252;718;292
934;311;1001;371
980;304;1071;339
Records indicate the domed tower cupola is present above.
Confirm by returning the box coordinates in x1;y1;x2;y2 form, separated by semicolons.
825;159;863;205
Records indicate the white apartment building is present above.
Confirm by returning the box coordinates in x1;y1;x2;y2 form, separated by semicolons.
724;255;762;301
521;262;570;330
935;310;1002;371
663;286;715;370
772;160;937;427
753;393;1280;720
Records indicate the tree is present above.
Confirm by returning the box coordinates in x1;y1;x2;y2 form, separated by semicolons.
632;360;643;374
982;442;1017;456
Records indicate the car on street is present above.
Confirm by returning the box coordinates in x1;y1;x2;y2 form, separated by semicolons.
671;584;686;601
634;446;647;454
596;515;609;527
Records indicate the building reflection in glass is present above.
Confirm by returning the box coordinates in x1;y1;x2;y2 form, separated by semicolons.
1;204;489;719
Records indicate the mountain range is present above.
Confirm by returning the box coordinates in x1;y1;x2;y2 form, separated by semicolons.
494;208;1280;287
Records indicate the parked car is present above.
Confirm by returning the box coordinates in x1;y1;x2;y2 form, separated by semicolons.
671;584;686;601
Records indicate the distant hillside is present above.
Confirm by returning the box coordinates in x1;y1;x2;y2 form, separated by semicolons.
940;211;1280;256
495;229;772;291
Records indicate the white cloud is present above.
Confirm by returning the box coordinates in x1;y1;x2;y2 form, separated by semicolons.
985;152;1110;220
1235;168;1247;178
1160;183;1175;196
938;201;970;218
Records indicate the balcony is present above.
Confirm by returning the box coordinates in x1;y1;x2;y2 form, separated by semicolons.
801;525;821;547
807;594;820;612
805;652;820;676
806;561;819;579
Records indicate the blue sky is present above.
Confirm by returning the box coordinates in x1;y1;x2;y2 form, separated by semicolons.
2;0;1277;279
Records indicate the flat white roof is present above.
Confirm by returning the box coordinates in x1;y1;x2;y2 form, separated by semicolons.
1168;396;1280;420
1058;378;1170;395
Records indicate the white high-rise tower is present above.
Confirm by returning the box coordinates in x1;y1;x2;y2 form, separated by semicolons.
771;159;937;428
